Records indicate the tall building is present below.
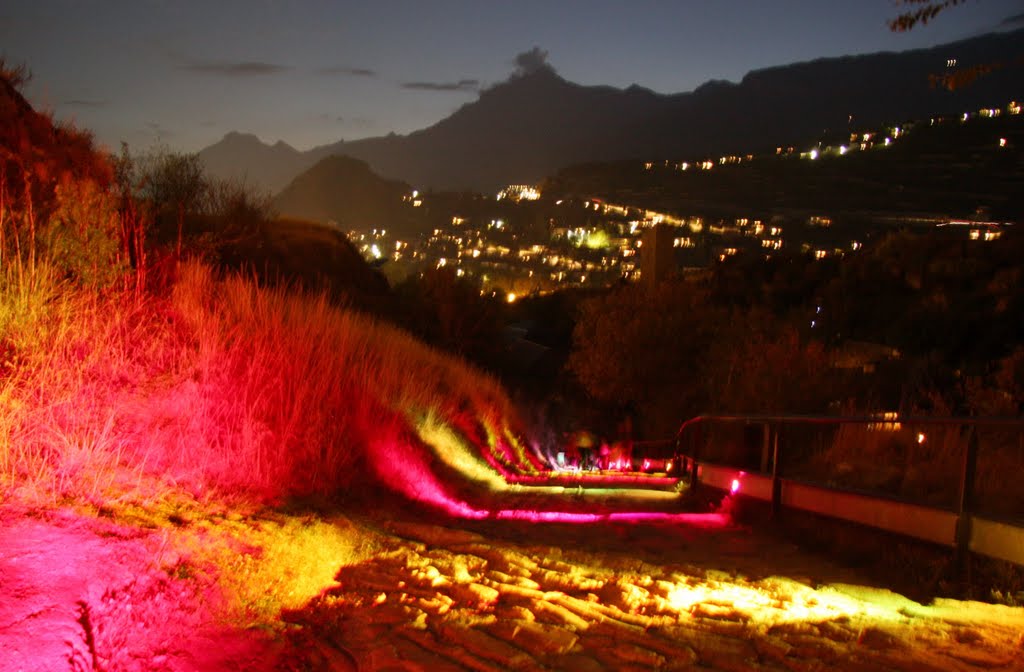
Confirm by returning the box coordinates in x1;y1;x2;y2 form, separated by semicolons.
641;223;675;291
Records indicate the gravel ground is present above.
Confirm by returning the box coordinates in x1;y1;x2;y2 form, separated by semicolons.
2;502;1023;671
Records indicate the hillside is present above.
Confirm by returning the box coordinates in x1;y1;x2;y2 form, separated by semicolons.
215;215;392;310
546;107;1024;222
200;28;1024;192
0;64;543;515
272;155;419;236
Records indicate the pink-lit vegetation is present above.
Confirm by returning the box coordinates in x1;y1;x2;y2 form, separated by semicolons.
0;258;540;507
0;63;697;522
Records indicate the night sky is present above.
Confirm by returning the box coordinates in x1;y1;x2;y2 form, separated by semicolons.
4;0;1023;154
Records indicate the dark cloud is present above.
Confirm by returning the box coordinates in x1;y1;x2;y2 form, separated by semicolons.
512;47;554;77
182;60;290;76
63;99;106;108
999;12;1024;26
402;78;478;92
318;66;377;77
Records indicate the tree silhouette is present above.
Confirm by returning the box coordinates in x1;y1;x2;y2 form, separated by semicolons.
889;0;1023;90
137;150;206;258
888;0;969;32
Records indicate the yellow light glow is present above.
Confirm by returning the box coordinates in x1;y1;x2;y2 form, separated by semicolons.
585;230;610;249
665;578;907;625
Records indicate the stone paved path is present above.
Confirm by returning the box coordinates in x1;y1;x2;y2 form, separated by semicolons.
286;516;1024;671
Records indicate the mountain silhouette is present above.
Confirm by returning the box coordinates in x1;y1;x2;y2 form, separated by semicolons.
199;28;1024;194
199;132;319;195
272;154;417;234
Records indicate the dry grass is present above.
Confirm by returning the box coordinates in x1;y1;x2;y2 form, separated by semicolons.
0;260;531;507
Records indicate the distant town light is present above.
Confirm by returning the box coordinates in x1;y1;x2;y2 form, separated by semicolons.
917;433;926;445
507;292;517;303
497;184;541;202
809;149;819;160
730;479;740;494
999;138;1007;148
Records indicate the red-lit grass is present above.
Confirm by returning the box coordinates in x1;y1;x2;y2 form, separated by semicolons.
0;261;529;506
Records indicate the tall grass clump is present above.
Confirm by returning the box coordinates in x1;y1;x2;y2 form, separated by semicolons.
0;264;146;502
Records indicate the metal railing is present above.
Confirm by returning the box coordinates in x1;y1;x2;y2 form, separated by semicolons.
669;414;1024;568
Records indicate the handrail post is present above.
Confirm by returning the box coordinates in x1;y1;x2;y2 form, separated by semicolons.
770;424;782;517
760;422;771;473
955;423;979;576
690;420;702;491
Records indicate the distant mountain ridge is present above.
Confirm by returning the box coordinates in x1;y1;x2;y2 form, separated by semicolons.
199;28;1024;194
198;132;318;195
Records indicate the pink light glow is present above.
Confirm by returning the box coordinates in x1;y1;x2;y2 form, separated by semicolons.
495;509;730;526
506;473;678;488
368;438;729;528
731;478;740;493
